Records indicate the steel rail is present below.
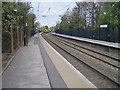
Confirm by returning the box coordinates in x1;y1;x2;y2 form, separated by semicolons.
56;38;120;69
55;35;120;61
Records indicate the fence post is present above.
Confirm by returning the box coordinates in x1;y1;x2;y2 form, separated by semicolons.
17;27;20;47
10;25;14;53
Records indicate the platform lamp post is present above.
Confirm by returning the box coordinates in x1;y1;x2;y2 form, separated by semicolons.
23;8;27;46
103;12;110;42
24;7;33;46
14;8;27;46
25;22;28;45
15;6;33;46
14;9;20;47
103;12;110;52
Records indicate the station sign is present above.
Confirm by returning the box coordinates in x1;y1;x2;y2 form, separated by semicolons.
100;25;107;28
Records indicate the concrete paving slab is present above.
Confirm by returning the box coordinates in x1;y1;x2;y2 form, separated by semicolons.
28;37;34;46
2;44;51;88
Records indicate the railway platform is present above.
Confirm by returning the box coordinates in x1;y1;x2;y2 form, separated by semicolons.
2;37;51;88
2;33;96;88
52;33;120;60
52;33;120;49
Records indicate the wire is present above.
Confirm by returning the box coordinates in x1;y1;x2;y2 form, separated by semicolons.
50;2;73;18
46;7;51;15
35;2;74;27
47;2;74;26
37;2;41;17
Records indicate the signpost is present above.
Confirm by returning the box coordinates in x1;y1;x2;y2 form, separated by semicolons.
100;24;110;42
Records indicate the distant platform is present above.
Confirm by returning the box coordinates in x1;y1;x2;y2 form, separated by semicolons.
52;33;120;49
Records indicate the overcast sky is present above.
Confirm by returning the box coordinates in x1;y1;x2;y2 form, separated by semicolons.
27;0;118;27
30;1;77;27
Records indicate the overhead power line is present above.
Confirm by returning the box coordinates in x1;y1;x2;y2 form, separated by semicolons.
51;2;73;17
47;2;73;26
37;2;40;17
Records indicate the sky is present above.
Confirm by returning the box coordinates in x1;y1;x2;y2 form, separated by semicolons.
27;0;119;27
30;1;77;27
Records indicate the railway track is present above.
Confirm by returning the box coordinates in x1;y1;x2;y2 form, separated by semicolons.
56;37;119;68
42;33;120;88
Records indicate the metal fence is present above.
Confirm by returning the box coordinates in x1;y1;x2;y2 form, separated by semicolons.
57;30;120;43
2;26;24;53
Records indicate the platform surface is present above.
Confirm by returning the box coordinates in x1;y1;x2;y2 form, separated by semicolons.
34;34;68;88
2;38;51;88
39;34;96;88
